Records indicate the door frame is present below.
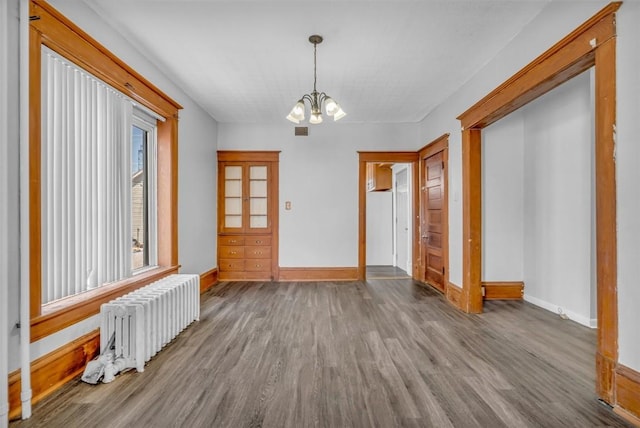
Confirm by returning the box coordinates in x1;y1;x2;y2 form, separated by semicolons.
456;3;620;404
358;152;419;280
393;166;410;273
418;134;449;293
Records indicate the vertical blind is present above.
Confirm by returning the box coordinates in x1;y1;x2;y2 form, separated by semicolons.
41;47;132;304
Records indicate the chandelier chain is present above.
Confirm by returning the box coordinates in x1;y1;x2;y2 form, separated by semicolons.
313;41;317;93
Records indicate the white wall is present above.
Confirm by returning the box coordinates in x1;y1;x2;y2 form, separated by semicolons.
5;0;219;372
482;111;525;281
366;191;393;265
217;122;419;267
616;2;640;371
521;71;594;327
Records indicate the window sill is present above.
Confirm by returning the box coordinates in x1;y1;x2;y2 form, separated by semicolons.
30;265;180;342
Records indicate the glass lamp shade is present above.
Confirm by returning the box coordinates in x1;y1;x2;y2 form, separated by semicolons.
332;106;346;121
324;97;338;116
309;112;323;124
286;100;305;123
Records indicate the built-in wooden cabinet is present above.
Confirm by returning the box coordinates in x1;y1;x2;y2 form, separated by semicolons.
218;151;279;281
367;163;393;191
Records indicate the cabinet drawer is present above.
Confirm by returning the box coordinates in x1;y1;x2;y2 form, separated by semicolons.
219;236;245;246
245;260;271;272
219;246;245;259
219;259;245;272
245;246;271;259
245;236;271;246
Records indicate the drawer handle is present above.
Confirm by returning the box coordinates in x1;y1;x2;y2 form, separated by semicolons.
255;264;261;268
230;251;237;255
256;252;262;255
229;240;236;243
256;240;262;244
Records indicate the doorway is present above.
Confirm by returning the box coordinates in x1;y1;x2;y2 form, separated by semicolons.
456;4;619;403
365;163;412;280
358;152;419;280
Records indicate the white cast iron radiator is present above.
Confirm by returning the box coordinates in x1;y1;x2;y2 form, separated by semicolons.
97;274;199;379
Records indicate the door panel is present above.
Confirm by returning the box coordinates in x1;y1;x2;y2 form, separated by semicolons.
422;152;445;291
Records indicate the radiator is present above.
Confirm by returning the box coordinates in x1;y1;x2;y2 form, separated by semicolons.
100;274;200;373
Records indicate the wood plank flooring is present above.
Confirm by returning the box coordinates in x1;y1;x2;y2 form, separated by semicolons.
12;279;631;427
366;265;410;279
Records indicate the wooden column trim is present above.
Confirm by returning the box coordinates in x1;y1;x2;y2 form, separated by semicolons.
461;128;482;313
29;25;42;319
358;160;367;280
594;35;618;403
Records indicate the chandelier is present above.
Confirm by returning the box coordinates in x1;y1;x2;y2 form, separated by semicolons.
286;35;346;124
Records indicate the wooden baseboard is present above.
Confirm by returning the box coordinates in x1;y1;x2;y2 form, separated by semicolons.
200;267;218;293
446;282;463;310
482;281;524;300
615;406;640;428
615;364;640;424
278;267;358;282
8;329;100;420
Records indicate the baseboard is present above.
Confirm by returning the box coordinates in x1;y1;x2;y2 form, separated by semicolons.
8;329;100;420
615;365;640;425
446;282;463;310
200;267;218;293
524;294;597;328
482;281;524;300
278;267;358;282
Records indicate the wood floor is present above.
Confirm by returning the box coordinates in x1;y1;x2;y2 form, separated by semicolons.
12;279;631;428
366;265;410;279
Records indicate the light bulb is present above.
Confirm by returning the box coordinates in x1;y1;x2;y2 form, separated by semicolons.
309;112;323;124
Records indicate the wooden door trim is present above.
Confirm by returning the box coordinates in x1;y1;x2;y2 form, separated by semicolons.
455;2;620;405
357;152;419;280
417;134;449;295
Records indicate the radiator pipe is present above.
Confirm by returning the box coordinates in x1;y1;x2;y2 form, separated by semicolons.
19;0;32;419
0;0;10;425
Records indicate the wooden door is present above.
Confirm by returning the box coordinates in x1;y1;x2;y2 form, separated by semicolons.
422;152;444;291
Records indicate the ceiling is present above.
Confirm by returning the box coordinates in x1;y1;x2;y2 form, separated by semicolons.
83;0;552;124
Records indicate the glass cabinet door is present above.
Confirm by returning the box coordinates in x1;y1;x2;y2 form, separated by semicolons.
223;165;243;230
221;162;271;233
248;165;269;230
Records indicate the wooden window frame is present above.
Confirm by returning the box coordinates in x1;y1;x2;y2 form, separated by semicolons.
29;0;182;342
456;2;621;404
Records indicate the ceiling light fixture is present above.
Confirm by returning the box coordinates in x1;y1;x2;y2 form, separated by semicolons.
286;35;346;124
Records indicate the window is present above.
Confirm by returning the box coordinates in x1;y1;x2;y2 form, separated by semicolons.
131;113;158;271
40;47;158;304
29;0;181;341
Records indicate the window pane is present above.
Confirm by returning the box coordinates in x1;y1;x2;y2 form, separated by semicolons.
249;166;267;179
132;125;148;270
